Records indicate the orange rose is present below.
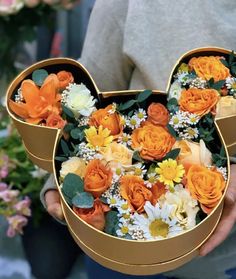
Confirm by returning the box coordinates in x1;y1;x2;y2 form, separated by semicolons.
46;113;66;128
120;175;153;213
89;105;123;138
84;159;112;198
179;88;219;116
131;123;175;161
188;56;230;82
57;71;74;89
147;103;169;126
151;181;167;204
73;199;110;231
186;165;226;214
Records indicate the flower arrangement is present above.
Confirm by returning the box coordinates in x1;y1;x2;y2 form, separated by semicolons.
0;106;47;237
8;69;75;128
169;52;236;118
52;67;228;241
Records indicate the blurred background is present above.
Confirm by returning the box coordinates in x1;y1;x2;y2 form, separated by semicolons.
0;0;95;278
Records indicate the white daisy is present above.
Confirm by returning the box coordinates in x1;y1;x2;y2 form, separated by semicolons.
183;127;199;139
126;115;141;129
226;77;236;93
129;163;147;178
117;133;132;146
134;108;147;122
133;201;183;240
107;195;121;208
185;113;200;126
144;172;158;188
117;200;132;214
116;223;131;237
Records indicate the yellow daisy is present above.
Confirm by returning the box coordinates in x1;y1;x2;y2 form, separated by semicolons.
155;159;185;190
85;125;113;149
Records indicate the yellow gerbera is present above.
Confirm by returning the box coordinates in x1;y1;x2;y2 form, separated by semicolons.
155;159;185;191
85;125;113;149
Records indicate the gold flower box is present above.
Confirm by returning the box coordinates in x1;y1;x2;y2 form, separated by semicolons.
53;88;229;275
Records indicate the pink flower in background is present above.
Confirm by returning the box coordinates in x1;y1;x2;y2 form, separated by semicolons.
0;182;7;191
6;215;28;237
14;196;31;216
0;0;24;16
0;189;19;202
0;154;9;179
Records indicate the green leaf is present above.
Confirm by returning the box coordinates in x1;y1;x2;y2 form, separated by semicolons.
220;146;226;157
72;192;94;208
229;51;235;66
231;66;236;76
118;99;137;111
210;80;225;90
136;90;152;103
167;98;179;112
60;139;70;156
62;105;75;119
105;211;119;236
55;156;67;162
167;124;178;139
32;69;48;86
220;59;229;68
62;173;84;202
163;148;180;160
132;150;144;162
64;123;75;133
100;196;108;204
70;128;83;140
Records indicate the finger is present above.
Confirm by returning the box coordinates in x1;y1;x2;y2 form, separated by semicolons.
45;190;64;221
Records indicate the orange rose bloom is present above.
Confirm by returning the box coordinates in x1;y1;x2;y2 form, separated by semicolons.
57;71;74;89
188;56;230;82
151;181;167;204
179;88;219;116
186;165;226;214
147;102;169;126
46;113;66;128
73;199;110;231
89;105;123;138
84;159;112;198
120;175;153;213
131;123;175;161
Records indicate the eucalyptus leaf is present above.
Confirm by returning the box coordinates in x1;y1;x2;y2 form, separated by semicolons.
62;105;75;119
163;148;180;160
62;173;84;202
70;128;83;140
60;139;70;156
167;98;179;112
118;99;137;111
105;211;119;236
210;80;225;91
32;69;48;86
220;59;229;68
72;192;94;208
132;150;144;162
136;90;152;103
64;123;75;133
55;156;67;162
167;124;178;139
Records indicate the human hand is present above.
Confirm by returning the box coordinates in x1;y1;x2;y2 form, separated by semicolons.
199;164;236;256
45;189;64;221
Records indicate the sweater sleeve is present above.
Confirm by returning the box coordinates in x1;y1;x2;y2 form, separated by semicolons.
79;0;133;92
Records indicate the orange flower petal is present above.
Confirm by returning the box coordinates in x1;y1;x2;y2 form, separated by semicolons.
8;100;29;119
21;80;40;105
40;74;59;105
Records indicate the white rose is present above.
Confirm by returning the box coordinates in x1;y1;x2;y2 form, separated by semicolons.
0;0;24;16
64;83;96;118
160;185;199;230
60;157;86;179
168;80;183;101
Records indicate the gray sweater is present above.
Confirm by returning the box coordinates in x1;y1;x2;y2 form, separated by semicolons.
42;1;236;278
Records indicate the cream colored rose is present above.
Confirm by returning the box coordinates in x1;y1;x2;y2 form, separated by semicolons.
100;142;133;169
173;139;212;169
159;184;199;229
60;157;87;179
64;83;96;117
